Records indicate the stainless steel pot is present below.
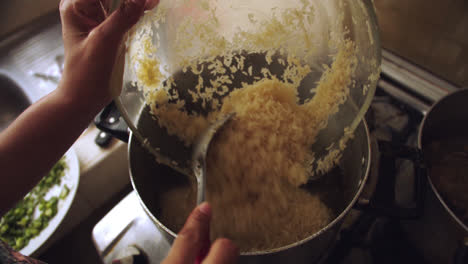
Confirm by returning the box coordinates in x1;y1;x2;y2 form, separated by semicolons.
402;88;468;263
128;112;371;264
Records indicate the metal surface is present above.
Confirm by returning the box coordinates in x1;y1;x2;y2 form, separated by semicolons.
0;72;30;131
381;49;459;104
377;78;430;114
128;116;371;263
0;12;63;103
192;113;234;205
399;88;468;264
92;192;171;264
418;88;468;234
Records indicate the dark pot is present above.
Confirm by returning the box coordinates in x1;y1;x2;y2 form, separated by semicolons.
402;88;468;264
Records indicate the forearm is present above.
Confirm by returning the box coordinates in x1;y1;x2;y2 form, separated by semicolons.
0;0;148;218
0;81;105;216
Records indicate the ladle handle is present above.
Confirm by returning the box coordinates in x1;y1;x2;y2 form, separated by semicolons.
355;140;427;219
192;156;206;206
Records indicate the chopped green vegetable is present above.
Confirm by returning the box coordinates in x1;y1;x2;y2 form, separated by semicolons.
0;225;8;235
32;219;42;229
0;157;69;250
59;185;70;200
15;237;26;249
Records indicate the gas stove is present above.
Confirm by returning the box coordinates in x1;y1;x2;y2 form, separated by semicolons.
92;50;462;264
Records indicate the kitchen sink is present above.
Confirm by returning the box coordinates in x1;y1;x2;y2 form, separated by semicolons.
0;73;31;131
0;13;63;129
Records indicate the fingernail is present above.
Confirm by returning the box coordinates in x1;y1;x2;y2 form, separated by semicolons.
198;202;211;215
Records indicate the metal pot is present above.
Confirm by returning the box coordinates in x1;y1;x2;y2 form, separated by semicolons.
127;110;372;264
401;88;468;263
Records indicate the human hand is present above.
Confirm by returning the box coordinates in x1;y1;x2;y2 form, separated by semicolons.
58;0;157;109
162;202;239;264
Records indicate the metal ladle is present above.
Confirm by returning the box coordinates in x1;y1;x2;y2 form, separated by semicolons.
111;38;234;205
192;113;234;205
129;111;234;206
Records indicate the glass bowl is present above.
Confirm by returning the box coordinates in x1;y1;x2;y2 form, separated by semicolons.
116;0;381;175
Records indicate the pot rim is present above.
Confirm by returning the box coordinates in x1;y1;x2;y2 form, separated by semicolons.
418;88;468;234
128;120;372;255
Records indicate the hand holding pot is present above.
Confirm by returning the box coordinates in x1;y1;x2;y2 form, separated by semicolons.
59;0;157;110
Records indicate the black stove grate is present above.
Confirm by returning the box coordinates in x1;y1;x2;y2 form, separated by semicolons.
323;85;428;264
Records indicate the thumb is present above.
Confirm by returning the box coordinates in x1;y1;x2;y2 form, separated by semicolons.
163;202;212;264
93;0;145;43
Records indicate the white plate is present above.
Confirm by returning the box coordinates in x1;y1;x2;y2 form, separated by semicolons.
19;148;80;256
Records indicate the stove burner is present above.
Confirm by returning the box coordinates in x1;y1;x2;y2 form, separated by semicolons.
320;88;428;264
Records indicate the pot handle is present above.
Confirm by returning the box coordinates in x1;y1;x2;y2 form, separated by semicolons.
355;140;426;219
454;237;468;264
94;101;130;143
